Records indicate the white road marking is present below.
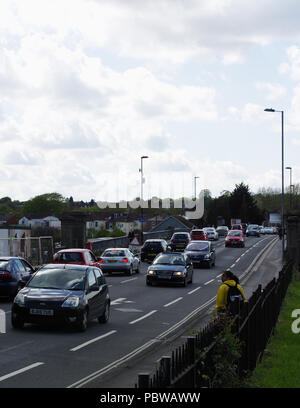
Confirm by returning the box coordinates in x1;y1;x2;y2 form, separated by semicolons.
216;274;223;278
204;279;215;285
110;298;127;305
164;297;183;307
70;330;117;352
0;362;44;382
129;310;157;325
236;257;241;263
188;287;201;294
230;263;236;268
120;278;138;284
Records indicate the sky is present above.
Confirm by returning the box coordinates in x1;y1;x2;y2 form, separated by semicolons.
1;0;300;203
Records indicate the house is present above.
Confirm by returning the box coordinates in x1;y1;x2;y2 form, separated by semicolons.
18;214;61;229
150;215;196;233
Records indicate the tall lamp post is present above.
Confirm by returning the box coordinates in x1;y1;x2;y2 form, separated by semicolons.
140;155;148;244
194;176;199;200
285;166;292;210
264;108;285;261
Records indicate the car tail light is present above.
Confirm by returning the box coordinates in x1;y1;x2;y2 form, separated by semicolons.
98;259;103;263
122;258;129;263
0;271;12;279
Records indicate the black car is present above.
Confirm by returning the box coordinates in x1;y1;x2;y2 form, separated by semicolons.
0;257;37;299
11;264;110;332
140;239;168;262
184;241;216;268
169;232;191;252
146;252;193;287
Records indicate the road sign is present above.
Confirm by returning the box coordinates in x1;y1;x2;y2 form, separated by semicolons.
129;237;140;246
139;218;145;223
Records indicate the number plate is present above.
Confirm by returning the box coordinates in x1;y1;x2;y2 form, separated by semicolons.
108;260;117;263
30;309;54;316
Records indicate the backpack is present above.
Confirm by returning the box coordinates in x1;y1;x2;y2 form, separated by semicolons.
224;282;244;315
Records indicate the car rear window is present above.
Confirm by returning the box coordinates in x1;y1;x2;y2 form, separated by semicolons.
191;231;203;236
102;250;126;257
56;252;84;263
173;234;189;240
228;231;242;236
0;261;9;271
143;242;163;249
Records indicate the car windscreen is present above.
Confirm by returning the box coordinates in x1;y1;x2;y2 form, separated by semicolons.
228;231;242;236
153;254;185;265
205;228;214;232
102;250;126;257
143;242;162;249
27;269;86;290
56;252;84;263
186;243;209;251
248;225;258;229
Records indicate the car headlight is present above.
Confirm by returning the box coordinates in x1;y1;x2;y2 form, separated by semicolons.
14;292;25;306
204;254;210;260
62;296;80;308
173;271;184;276
148;270;156;275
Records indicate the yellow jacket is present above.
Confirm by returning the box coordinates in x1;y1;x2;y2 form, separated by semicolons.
216;279;247;312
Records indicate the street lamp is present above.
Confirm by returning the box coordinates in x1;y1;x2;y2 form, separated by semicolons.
264;108;285;261
194;176;199;200
285;166;292;210
139;155;149;244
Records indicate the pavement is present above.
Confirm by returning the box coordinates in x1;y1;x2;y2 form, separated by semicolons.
85;237;283;389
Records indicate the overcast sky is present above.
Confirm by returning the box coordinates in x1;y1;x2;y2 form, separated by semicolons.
1;0;300;203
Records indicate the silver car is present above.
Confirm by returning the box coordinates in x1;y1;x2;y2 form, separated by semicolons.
203;227;219;241
99;248;140;275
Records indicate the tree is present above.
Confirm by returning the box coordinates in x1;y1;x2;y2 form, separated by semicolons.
230;183;263;224
22;193;69;217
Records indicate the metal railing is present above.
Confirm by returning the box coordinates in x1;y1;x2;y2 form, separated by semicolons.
136;261;294;388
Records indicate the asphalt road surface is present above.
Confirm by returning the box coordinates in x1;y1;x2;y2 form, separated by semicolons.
0;235;279;388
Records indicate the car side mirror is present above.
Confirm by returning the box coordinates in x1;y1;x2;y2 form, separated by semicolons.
90;284;100;292
18;280;27;289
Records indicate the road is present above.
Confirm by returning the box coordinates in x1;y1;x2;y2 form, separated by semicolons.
0;235;278;388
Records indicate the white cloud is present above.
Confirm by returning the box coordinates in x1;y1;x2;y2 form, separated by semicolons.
256;82;286;101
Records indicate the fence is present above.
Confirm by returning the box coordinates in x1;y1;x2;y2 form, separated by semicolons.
0;236;54;266
88;229;183;255
136;260;294;388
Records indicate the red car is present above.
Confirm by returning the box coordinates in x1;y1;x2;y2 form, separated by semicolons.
225;230;245;248
190;229;208;241
53;248;102;269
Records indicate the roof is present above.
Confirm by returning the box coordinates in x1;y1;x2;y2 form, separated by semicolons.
55;248;89;253
23;213;57;220
38;263;90;271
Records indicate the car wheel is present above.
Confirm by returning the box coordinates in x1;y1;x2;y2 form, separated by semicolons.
182;277;187;287
136;263;140;274
146;280;152;286
11;312;24;329
127;265;134;276
78;310;88;332
189;273;193;284
98;302;110;324
207;261;211;269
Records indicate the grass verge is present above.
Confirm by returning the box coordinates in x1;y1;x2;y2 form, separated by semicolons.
249;272;300;388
